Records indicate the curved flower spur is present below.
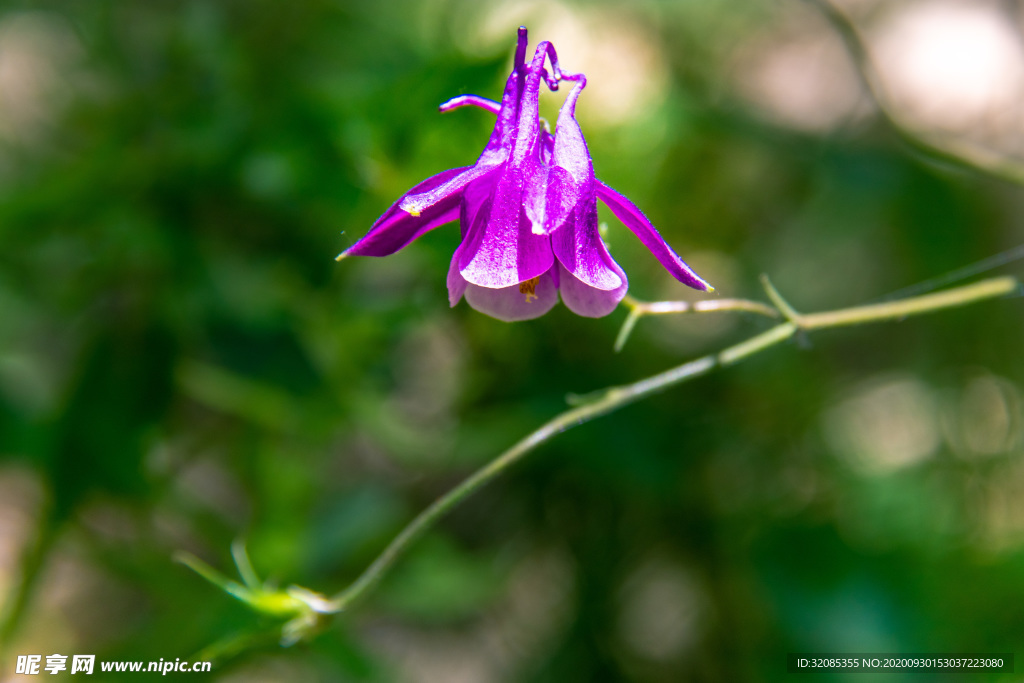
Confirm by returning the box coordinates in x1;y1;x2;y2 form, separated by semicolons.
337;27;713;321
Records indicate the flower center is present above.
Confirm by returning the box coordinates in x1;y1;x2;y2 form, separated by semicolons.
519;276;540;303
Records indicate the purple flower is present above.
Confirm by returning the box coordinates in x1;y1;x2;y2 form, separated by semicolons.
338;27;712;321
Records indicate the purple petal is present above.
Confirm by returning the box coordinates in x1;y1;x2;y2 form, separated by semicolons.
341;167;468;258
550;77;592;184
540;130;555;165
461;172;497;230
405;29;529;225
458;166;554;288
545;78;621;290
552;195;623;291
557;255;628;318
464;269;559;321
471;29;530;167
508;42;550;166
514;26;528;73
524;164;577;235
446;207;471;308
446;74;585;245
400;162;502;217
447;260;469;307
447;177;496;307
453;39;566;288
439;95;501;115
595;180;713;292
475;81;521;167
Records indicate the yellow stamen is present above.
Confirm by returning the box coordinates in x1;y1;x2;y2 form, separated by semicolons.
519;277;540;303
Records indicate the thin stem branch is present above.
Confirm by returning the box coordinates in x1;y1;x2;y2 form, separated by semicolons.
759;275;802;323
615;294;778;352
809;0;1024;185
795;276;1018;329
328;321;796;612
622;294;780;319
325;275;1017;613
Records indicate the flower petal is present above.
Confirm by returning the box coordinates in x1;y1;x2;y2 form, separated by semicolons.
453;40;564;289
550;77;591;184
509;44;549;166
461;171;497;230
458;166;554;288
439;95;501;115
342;167;468;258
524;164;577;235
552;195;622;291
540;129;555;165
545;77;620;290
400;162;502;217
557;245;628;318
446;208;472;308
473;28;529;167
595;180;713;291
447;258;469;307
464;269;559;321
397;31;530;220
447;176;496;307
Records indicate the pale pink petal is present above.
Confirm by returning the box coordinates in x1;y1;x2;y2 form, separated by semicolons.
464;269;559;321
557;255;628;318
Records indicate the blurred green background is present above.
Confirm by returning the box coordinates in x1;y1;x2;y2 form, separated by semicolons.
0;0;1022;680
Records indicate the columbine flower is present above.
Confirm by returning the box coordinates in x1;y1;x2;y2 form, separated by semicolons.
338;27;712;321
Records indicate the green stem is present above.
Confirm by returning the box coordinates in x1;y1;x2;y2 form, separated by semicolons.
796;277;1018;329
327;276;1017;612
622;295;780;319
615;295;779;352
330;322;793;612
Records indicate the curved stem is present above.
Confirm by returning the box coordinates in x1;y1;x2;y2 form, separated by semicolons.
809;0;1024;185
329;320;796;612
326;275;1017;612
